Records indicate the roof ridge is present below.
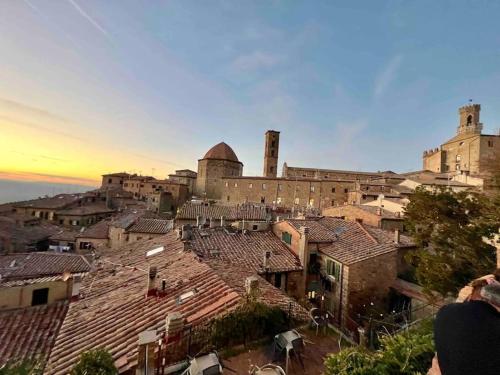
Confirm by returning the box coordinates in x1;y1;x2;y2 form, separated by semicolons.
356;222;378;244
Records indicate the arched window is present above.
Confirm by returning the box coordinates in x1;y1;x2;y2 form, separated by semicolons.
467;114;472;126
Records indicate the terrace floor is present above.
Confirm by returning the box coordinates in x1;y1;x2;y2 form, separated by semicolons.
223;327;343;374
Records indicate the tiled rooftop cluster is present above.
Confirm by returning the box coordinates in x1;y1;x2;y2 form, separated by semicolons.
188;227;303;273
45;232;307;374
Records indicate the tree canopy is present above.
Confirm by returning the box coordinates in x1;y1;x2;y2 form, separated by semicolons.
70;348;117;375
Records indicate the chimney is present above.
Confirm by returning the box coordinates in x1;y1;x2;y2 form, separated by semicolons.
137;330;157;375
165;312;184;338
220;215;226;227
181;224;192;241
376;207;382;216
242;219;246;231
245;276;260;300
209;217;216;228
263;250;271;269
394;229;400;244
196;215;201;226
147;266;158;296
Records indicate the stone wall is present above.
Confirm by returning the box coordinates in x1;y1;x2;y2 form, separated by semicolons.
222;177;354;209
196;159;243;199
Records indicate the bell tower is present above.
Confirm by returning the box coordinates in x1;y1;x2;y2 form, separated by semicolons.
263;130;280;178
457;104;482;135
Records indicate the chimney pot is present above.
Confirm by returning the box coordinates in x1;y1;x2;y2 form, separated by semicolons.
220;216;226;227
394;229;400;244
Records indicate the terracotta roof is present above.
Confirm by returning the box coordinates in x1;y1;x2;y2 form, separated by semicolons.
56;205;115;216
332;204;403;219
127;218;173;234
46;233;306;375
77;220;110;239
102;172;132;177
202;142;240;162
283;217;413;265
14;194;82;210
49;230;79;242
286;218;337;242
0;301;68;365
391;278;445;306
176;203;268;221
188;228;302;273
0;253;91;283
0;220;61;248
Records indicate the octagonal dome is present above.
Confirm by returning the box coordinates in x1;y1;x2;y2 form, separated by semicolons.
203;142;240;162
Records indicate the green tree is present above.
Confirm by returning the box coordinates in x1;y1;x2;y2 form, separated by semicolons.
324;320;434;375
70;348;117;375
0;359;43;375
404;187;497;296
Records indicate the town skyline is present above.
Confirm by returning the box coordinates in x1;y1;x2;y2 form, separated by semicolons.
1;1;500;187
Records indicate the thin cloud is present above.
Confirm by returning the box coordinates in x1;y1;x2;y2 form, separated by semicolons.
373;55;403;99
231;51;281;72
0;171;99;187
67;0;111;40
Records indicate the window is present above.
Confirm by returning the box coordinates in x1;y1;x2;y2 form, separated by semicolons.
467;114;472;125
331;200;335;206
456;155;461;162
252;224;258;231
274;272;282;288
227;195;230;202
344;188;348;193
282;231;292;245
234;183;238;187
225;182;229;187
309;198;314;206
271;140;276;147
488;140;494;147
310;186;315;192
260;196;265;203
137;236;142;241
262;183;267;190
249;183;253;189
32;288;49;306
108;178;112;184
456;164;460;171
331;187;336;193
326;259;341;281
294;197;300;205
124;183;128;187
152;184;156;189
277;197;282;204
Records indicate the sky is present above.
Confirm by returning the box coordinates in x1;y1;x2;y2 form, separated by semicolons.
1;0;500;186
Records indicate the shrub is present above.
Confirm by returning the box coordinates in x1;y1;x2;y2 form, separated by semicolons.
324;320;434;375
70;348;117;375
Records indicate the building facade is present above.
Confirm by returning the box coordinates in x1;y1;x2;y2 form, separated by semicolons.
195;142;243;199
423;104;500;176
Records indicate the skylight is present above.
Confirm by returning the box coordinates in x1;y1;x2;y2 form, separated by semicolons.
146;246;164;257
176;289;197;304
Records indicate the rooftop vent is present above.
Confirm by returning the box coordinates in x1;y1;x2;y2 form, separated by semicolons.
209;248;220;256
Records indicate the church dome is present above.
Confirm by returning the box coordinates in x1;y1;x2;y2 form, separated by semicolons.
203;142;240;162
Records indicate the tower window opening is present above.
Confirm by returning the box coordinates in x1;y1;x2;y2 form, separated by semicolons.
467;114;472;126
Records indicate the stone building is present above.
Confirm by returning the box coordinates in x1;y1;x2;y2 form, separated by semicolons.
263;130;280;178
322;204;405;232
168;169;197;194
222;176;355;211
272;217;414;332
101;172;130;190
422;104;500;176
122;176;189;211
195;142;243;199
282;164;386;181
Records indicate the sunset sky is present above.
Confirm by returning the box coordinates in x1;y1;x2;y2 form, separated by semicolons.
1;1;500;186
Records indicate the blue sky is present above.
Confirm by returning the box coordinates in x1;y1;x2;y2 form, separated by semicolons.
1;0;499;182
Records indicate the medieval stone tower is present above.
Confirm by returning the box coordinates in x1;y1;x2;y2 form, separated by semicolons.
263;130;280;178
457;104;483;135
